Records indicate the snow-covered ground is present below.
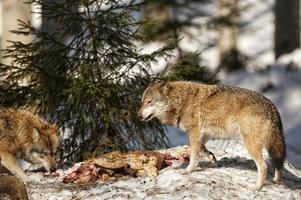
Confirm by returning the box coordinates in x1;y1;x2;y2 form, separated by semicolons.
26;142;301;200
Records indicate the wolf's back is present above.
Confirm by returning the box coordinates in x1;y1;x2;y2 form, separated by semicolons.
0;108;20;133
0;108;48;131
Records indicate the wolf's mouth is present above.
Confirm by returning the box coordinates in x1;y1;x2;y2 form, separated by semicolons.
142;114;153;121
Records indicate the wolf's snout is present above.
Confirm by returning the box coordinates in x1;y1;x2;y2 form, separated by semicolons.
138;111;142;119
138;107;154;121
138;109;144;120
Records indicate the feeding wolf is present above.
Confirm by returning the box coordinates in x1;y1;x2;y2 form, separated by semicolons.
0;108;60;181
138;81;286;190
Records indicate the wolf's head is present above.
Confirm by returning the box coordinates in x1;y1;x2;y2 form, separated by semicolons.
138;82;171;122
27;124;60;172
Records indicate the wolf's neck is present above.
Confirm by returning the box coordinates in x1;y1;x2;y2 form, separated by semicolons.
158;106;179;126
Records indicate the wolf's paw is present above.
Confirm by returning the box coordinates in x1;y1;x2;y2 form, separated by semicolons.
254;182;264;191
273;172;283;184
180;166;202;175
208;153;217;163
180;165;194;174
180;169;191;175
273;177;284;184
180;167;203;175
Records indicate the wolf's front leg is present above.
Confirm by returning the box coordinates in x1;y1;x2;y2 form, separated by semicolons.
184;127;202;173
0;152;29;182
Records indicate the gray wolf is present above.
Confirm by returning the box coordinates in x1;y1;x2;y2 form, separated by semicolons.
0;108;60;181
138;81;286;190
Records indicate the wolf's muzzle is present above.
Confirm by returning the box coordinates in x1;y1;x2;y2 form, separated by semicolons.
141;114;153;121
138;111;143;119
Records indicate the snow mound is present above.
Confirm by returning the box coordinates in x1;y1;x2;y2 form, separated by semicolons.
26;141;301;200
277;48;301;69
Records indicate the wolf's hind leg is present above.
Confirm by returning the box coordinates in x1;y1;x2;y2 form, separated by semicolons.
0;152;29;182
201;137;216;163
242;134;267;190
201;146;217;163
273;169;283;183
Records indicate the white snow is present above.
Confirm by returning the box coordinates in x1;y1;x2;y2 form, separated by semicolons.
277;48;301;69
25;142;301;200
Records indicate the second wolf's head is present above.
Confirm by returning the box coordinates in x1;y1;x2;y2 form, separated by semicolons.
138;82;171;122
26;124;60;172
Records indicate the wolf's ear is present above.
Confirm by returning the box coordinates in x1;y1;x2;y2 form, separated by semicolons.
159;82;170;95
49;134;60;153
32;128;40;143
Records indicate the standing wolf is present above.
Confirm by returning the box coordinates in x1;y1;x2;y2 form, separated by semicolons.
138;81;286;190
0;108;60;181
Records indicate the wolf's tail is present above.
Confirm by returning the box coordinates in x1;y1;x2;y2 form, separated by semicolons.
267;115;286;181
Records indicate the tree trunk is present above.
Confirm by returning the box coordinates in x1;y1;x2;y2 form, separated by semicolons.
218;0;241;71
275;0;300;59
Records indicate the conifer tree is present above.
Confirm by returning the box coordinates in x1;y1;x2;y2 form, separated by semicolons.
0;0;174;161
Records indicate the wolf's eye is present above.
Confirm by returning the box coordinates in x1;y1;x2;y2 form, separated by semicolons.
42;152;48;157
147;100;152;104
